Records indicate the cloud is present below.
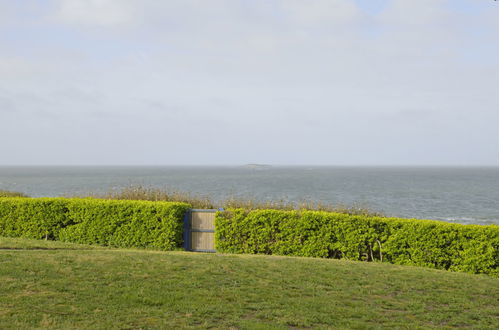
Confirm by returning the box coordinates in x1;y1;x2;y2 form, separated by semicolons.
1;0;499;165
379;0;450;26
52;0;361;27
279;0;361;24
54;0;136;27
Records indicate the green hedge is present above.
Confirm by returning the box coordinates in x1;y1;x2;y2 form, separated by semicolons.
2;197;498;276
215;209;499;277
0;198;190;250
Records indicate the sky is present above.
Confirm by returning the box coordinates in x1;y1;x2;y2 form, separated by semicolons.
0;0;498;166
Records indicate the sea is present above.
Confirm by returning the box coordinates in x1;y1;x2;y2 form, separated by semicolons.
0;166;498;226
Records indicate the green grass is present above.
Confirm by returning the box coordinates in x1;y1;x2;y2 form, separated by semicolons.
1;237;498;329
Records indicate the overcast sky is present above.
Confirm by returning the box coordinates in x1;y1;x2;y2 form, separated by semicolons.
1;0;498;166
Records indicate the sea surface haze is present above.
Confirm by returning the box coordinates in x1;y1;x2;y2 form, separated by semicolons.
0;166;498;225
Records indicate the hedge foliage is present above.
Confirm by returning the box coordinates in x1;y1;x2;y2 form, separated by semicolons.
0;198;190;250
215;209;499;277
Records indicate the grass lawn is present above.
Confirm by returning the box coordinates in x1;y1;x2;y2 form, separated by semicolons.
0;237;498;329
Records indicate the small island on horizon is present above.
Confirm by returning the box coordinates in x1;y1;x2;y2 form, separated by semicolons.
242;164;272;170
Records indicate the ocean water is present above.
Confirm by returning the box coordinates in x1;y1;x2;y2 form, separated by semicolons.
0;166;498;225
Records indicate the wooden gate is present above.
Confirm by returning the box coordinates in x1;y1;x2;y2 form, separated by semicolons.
183;209;216;252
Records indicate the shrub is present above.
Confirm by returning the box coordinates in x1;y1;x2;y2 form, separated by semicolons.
215;209;499;277
0;198;190;250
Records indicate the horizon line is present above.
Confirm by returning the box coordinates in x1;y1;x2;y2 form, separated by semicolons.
1;164;499;168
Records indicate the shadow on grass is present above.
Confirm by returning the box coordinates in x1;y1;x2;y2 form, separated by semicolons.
0;247;93;251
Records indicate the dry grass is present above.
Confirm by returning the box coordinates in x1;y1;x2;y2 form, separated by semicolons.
80;186;215;209
0;190;28;198
0;185;382;216
81;185;383;216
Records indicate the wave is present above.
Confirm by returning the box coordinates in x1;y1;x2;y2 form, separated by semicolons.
434;216;498;226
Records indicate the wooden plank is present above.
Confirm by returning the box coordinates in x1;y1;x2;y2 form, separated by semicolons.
191;232;215;251
191;211;215;230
